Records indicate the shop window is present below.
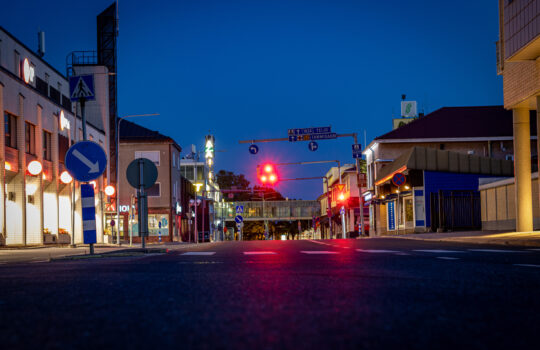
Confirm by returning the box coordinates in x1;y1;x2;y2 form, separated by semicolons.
58;134;69;163
25;122;36;155
43;130;52;161
147;183;161;197
4;112;17;149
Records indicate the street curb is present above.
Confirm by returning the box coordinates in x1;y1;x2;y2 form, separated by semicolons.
377;235;540;247
49;248;169;261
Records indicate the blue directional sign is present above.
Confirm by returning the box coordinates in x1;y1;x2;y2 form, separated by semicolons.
235;215;244;224
310;132;337;140
352;143;362;159
288;126;331;136
308;141;318;151
249;144;259;155
65;141;107;182
69;74;95;102
81;184;97;244
235;205;244;214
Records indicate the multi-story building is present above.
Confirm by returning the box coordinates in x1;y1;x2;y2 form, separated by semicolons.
363;106;528;235
496;0;540;231
116;120;192;243
0;26;110;246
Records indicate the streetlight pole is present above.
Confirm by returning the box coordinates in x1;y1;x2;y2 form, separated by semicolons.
115;113;159;246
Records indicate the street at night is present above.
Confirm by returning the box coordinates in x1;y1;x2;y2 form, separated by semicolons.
1;239;539;349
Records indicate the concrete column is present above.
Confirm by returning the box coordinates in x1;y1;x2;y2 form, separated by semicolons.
513;108;533;232
0;82;5;244
17;94;26;244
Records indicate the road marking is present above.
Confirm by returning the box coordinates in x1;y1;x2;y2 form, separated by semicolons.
307;240;333;246
414;250;465;254
528;249;540;251
182;252;216;256
301;251;339;254
29;260;49;263
468;249;525;253
514;264;540;268
394;252;410;256
356;249;401;253
436;257;460;260
243;251;276;255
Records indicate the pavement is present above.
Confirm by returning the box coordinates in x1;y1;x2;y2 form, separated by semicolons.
0;238;539;349
388;230;540;247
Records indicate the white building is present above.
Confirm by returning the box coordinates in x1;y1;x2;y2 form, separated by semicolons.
0;26;110;246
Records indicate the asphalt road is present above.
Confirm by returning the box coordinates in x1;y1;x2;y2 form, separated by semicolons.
1;239;539;350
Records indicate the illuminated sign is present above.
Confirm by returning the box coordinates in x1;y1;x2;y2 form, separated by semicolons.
194;183;203;192
176;202;182;214
205;139;214;159
119;205;131;213
22;58;35;84
60;110;70;130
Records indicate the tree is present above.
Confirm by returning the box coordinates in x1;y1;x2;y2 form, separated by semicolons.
216;170;252;201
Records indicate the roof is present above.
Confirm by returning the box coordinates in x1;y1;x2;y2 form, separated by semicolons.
120;119;181;151
375;146;514;185
374;106;537;141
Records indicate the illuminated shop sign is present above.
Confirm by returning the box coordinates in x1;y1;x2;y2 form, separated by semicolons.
22;58;35;84
119;205;131;213
60;110;71;130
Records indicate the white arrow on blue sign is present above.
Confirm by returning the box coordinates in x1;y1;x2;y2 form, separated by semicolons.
65;141;107;182
308;141;318;151
249;144;259;155
235;215;244;224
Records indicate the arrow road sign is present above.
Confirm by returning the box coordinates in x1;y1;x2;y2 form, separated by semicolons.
235;215;243;224
81;184;97;244
249;144;259;154
65;141;107;182
308;141;318;151
69;75;95;102
352;143;362;159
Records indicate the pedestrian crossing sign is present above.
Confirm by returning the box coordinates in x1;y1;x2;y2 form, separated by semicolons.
69;74;95;102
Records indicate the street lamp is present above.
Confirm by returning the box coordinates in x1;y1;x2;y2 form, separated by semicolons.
116;113;159;245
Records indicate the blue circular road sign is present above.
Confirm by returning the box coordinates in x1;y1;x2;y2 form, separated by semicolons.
308;141;318;151
392;172;406;186
249;144;259;154
235;215;244;224
65;141;107;182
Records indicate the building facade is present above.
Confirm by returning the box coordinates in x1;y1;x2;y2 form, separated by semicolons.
0;26;110;246
497;0;540;231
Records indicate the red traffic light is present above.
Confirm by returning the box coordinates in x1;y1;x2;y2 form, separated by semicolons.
258;163;278;185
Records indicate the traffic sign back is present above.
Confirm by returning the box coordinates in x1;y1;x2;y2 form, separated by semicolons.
126;158;158;189
65;141;107;182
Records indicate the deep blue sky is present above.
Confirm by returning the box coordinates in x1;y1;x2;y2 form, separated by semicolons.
1;0;502;199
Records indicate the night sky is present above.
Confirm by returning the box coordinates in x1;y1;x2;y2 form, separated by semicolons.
1;0;503;199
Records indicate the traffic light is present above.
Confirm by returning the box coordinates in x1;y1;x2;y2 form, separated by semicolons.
258;163;278;185
335;184;346;202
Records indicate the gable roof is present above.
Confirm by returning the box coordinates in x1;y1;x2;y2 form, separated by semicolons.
120;119;181;151
374;106;537;141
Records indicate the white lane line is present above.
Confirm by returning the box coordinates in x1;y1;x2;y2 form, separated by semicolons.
514;264;540;268
301;251;339;254
356;249;401;254
243;251;277;255
468;249;525;253
414;250;465;254
182;252;216;256
307;240;333;246
437;257;460;260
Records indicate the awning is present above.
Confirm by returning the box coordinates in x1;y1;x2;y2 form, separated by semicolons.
375;146;514;186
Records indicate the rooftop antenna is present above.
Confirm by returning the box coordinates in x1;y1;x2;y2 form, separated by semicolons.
37;30;45;57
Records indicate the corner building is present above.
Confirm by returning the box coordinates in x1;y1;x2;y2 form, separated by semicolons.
0;27;109;246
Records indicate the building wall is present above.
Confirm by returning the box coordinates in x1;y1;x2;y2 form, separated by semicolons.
501;0;540;60
0;28;108;246
480;174;540;230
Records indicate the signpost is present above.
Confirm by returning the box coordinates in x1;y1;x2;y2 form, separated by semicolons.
126;158;158;249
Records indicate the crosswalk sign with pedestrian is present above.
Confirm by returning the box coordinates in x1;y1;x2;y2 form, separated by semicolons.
69;74;95;102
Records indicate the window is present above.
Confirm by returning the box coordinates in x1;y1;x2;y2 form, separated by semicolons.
43;130;52;161
5;113;17;149
25;122;36;155
14;50;20;76
135;151;160;165
147;183;161;197
172;153;176;167
506;154;514;161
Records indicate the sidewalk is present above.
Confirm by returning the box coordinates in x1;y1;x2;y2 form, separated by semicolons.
379;230;540;247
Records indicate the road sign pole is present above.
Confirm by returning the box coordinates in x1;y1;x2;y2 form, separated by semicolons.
138;159;148;249
79;96;94;255
354;133;365;237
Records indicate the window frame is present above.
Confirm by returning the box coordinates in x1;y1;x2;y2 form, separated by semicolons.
25;121;36;155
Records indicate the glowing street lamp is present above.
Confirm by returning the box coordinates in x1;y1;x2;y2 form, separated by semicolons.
104;185;115;197
60;171;73;184
27;160;42;176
